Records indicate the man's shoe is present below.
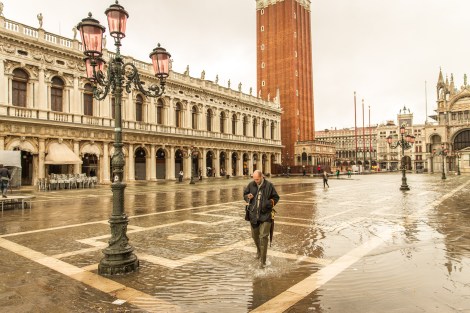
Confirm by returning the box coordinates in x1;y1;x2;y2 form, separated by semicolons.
2;195;6;198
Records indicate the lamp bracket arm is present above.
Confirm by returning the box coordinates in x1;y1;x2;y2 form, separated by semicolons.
92;84;110;101
123;62;164;98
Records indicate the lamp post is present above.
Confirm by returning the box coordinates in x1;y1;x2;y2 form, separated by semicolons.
386;124;415;191
457;152;461;176
77;1;171;275
433;144;448;180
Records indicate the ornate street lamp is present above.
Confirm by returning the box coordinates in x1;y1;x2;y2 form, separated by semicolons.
433;144;448;180
386;124;415;191
77;1;171;275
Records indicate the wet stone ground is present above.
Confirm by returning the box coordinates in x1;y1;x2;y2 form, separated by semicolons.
0;173;469;313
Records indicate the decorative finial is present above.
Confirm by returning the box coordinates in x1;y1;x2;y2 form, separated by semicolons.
465;74;467;86
215;74;219;84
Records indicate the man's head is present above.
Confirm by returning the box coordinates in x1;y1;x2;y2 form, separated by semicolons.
252;170;263;185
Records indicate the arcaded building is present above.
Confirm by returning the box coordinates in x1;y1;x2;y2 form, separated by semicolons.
0;13;282;186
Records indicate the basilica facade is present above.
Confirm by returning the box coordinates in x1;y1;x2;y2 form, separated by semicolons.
426;69;470;174
0;14;282;186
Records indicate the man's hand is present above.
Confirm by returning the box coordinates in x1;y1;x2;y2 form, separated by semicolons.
247;193;254;200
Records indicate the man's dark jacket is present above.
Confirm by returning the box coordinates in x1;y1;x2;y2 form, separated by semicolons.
243;179;280;225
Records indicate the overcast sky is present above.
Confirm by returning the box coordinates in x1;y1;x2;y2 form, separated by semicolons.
3;0;470;130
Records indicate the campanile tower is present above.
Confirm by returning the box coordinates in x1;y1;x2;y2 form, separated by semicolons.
256;0;314;164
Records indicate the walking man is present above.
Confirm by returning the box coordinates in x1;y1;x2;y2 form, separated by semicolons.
244;170;280;268
0;164;11;198
323;170;329;188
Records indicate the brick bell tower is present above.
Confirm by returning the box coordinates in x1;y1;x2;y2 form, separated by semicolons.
256;0;314;166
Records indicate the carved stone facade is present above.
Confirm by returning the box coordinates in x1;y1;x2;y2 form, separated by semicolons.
426;69;470;174
0;14;282;185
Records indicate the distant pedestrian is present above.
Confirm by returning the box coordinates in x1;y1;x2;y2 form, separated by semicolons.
244;170;280;269
323;170;329;188
336;169;340;179
347;169;351;178
302;166;306;176
0;164;11;198
178;170;183;182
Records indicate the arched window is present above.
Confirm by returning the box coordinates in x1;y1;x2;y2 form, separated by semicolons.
207;109;213;131
253;117;258;137
83;84;93;116
175;102;182;127
243;116;248;136
232;114;237;135
12;68;28;107
262;120;267;139
271;122;275;139
454;130;470;150
191;106;198;129
51;76;64;112
156;98;163;124
220;111;226;134
136;94;143;122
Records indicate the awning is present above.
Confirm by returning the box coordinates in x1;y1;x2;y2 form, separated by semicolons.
0;151;22;167
45;142;83;165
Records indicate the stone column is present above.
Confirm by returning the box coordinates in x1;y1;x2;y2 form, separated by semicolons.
214;108;220;133
168;98;175;127
128;143;135;181
150;145;156;181
266;153;272;175
184;151;192;179
227;151;233;176
103;142;110;183
201;148;207;178
73;75;80;115
237;152;243;177
199;106;207;131
148;98;156;124
214;149;220;177
248;152;254;175
0;58;6;106
73;141;80;174
38;139;45;179
167;146;175;180
38;67;47;118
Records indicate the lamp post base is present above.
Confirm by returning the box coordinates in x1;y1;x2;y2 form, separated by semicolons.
98;252;139;275
189;176;195;184
441;172;446;180
400;184;410;191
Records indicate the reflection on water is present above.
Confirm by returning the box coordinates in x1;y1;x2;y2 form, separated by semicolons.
1;175;469;312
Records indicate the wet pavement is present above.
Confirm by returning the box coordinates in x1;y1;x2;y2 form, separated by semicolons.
0;173;469;313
